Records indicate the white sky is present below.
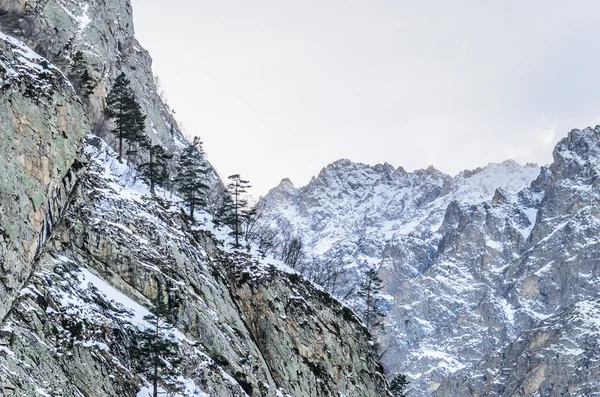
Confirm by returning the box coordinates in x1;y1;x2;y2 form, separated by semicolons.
130;0;600;196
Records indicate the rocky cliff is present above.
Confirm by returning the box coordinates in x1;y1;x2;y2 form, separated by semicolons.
259;155;540;392
435;127;600;396
260;128;600;395
0;1;390;396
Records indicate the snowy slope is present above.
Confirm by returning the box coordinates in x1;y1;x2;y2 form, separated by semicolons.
0;135;389;396
258;157;544;393
261;128;600;396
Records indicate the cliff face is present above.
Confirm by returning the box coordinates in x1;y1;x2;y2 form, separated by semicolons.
0;138;388;396
0;2;389;396
0;0;225;198
435;128;600;396
260;127;600;396
0;30;87;322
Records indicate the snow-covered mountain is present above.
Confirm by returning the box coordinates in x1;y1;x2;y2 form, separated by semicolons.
3;0;600;395
434;127;600;396
0;1;389;396
261;158;539;259
260;129;600;395
259;157;540;391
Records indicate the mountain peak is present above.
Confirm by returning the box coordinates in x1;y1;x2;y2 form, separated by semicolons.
277;177;295;188
550;126;600;182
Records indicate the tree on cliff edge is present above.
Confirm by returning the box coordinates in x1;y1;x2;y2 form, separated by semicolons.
174;136;209;222
357;265;386;332
106;72;147;163
131;289;182;397
389;373;409;396
139;144;172;195
220;174;253;249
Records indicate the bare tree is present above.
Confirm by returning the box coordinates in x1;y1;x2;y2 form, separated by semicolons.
243;203;281;257
280;234;303;269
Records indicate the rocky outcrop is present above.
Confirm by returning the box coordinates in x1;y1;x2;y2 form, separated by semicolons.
437;298;600;396
0;137;389;396
260;127;600;395
225;255;388;397
0;31;87;321
0;1;390;396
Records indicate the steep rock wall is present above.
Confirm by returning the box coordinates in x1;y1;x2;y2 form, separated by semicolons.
0;31;87;321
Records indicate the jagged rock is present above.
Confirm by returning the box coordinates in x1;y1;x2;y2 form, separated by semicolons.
260;127;600;395
437;298;600;396
258;156;541;393
0;31;87;321
0;1;390;396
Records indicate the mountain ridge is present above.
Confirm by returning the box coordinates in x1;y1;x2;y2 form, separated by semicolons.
268;158;540;199
258;127;600;395
0;1;390;395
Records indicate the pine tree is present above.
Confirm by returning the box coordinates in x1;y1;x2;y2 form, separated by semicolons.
131;289;182;397
106;72;147;163
357;265;386;332
139;143;172;195
389;374;409;397
221;174;252;249
123;94;148;162
70;51;95;96
174;137;209;222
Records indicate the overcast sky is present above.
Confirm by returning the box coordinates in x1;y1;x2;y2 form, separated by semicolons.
130;0;600;196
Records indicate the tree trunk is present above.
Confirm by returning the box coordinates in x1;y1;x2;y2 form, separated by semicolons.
366;286;372;331
234;185;239;247
118;91;124;163
118;133;123;163
190;191;195;222
149;151;155;194
153;317;159;397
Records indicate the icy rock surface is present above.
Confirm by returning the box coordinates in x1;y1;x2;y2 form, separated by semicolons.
258;130;600;394
261;128;600;395
0;1;389;395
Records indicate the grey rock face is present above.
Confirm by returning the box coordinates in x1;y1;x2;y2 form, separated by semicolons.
261;127;600;396
0;1;390;396
259;156;541;393
436;298;600;396
224;256;389;397
0;31;87;322
0;136;389;396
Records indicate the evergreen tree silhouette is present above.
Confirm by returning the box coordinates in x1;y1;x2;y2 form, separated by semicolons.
139;143;172;194
174;137;209;221
131;289;182;397
221;174;253;249
106;72;147;163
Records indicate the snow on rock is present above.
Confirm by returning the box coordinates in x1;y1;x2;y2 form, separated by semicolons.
260;127;600;395
0;30;74;98
437;297;600;396
259;155;540;393
0;133;390;396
